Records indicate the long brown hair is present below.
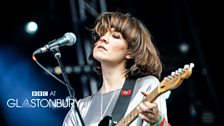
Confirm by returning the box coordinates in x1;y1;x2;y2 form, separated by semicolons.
89;11;163;79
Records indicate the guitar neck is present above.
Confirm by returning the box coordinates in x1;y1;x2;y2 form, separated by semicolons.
116;86;160;126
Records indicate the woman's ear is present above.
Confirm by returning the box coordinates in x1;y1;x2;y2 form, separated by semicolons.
125;52;131;59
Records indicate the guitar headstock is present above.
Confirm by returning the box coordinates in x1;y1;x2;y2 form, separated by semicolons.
159;63;194;94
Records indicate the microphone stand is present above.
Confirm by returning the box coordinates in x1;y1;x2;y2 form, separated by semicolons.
51;47;85;126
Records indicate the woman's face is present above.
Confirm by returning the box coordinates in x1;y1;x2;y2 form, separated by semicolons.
93;28;131;65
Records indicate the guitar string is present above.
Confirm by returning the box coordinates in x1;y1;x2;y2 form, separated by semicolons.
100;91;116;119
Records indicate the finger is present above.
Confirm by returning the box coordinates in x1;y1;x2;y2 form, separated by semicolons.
146;102;159;114
141;91;149;96
139;112;157;124
138;113;149;122
136;104;142;113
144;101;157;109
138;102;151;113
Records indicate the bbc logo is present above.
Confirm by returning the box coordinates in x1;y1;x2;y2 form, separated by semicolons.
32;91;48;96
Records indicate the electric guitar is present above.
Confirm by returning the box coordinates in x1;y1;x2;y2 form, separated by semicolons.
98;63;194;126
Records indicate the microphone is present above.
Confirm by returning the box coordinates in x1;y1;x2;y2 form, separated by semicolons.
33;32;76;55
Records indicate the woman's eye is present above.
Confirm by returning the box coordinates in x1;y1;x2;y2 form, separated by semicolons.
112;34;121;39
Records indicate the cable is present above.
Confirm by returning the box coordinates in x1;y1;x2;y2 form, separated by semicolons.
32;55;68;87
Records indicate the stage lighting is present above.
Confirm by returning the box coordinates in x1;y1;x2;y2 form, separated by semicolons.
25;21;38;35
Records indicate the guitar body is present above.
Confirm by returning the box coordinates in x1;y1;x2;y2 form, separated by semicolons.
98;116;116;126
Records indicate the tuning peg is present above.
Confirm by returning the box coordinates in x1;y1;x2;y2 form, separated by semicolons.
184;64;190;69
178;68;183;73
175;70;179;74
190;63;194;68
171;72;176;76
168;75;173;79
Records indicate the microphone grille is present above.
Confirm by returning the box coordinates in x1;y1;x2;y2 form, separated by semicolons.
64;32;77;46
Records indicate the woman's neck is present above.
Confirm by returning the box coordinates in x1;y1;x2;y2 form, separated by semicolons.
100;64;126;94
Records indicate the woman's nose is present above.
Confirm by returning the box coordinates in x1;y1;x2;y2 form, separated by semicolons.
99;33;109;44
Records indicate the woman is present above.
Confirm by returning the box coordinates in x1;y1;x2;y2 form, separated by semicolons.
63;11;170;126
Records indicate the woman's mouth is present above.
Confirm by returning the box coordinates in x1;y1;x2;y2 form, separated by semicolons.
97;45;107;51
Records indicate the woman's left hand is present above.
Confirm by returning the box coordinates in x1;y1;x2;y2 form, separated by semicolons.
136;91;161;124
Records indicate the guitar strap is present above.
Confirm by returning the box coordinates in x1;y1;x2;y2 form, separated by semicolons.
111;78;137;123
